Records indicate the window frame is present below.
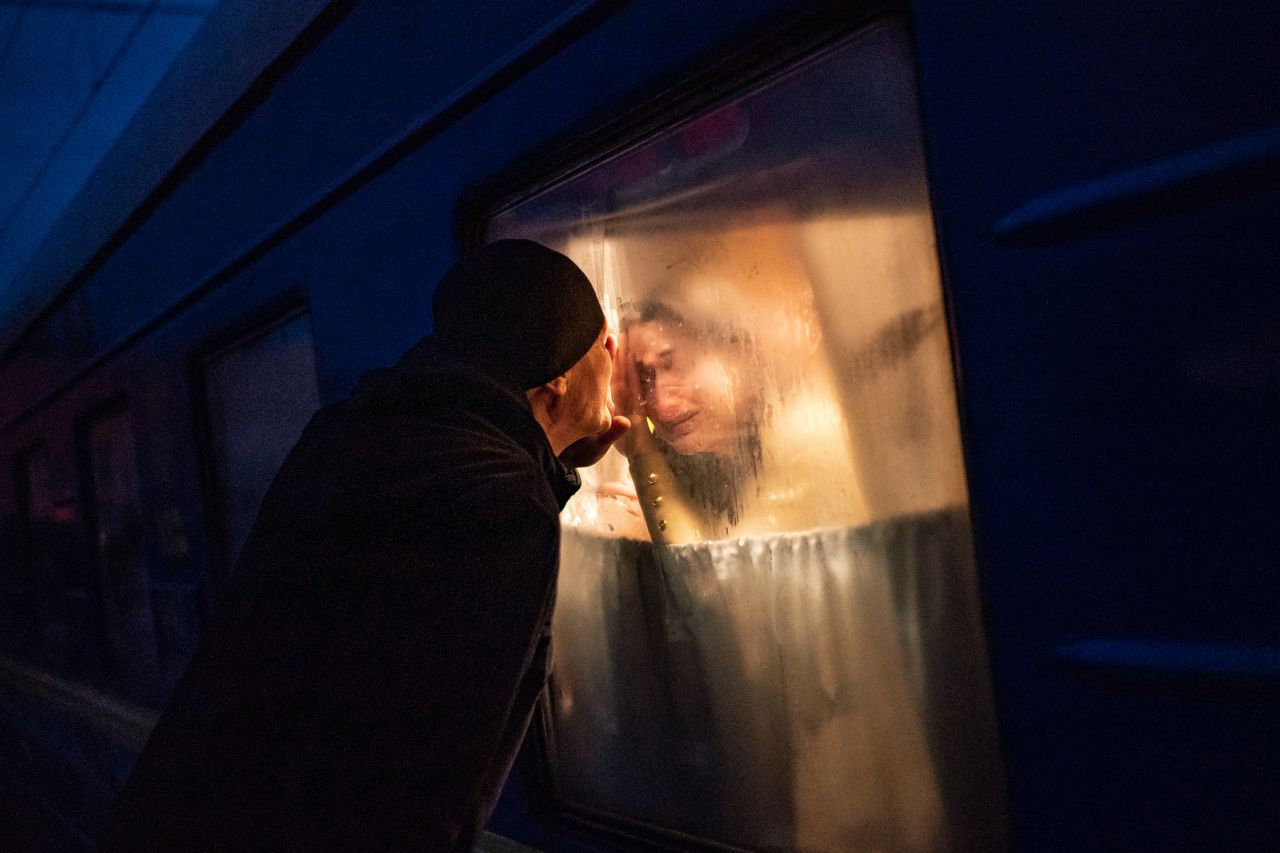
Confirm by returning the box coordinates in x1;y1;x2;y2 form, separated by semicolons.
458;11;950;851
454;1;898;248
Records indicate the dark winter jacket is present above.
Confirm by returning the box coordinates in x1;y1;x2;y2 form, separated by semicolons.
100;342;579;852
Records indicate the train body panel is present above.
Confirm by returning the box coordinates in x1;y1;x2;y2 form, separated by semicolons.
0;0;1277;849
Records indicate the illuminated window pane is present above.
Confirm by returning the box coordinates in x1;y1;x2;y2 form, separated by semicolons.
490;22;1004;852
201;310;321;586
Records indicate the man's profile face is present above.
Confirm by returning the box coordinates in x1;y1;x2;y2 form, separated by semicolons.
562;324;617;440
629;320;743;456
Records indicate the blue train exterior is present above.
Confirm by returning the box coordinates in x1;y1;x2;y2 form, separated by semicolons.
0;0;1277;849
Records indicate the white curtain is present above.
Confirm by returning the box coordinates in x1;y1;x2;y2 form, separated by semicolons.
548;509;1004;852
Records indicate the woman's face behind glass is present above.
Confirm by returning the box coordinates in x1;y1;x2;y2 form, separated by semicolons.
627;319;747;457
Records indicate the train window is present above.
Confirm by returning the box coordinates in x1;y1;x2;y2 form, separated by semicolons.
81;404;161;698
13;446;56;595
489;22;1005;852
198;309;321;586
10;445;87;667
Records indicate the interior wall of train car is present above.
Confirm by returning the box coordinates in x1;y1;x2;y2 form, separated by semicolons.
0;0;1277;850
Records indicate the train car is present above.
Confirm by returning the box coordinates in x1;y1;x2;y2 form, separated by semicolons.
0;0;1277;850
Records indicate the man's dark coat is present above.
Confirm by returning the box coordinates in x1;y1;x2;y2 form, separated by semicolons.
101;343;579;851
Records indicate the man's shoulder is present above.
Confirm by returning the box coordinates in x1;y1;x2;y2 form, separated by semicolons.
299;393;543;486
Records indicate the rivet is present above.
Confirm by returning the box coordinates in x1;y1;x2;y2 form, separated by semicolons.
658;519;667;531
646;472;658;485
651;496;663;508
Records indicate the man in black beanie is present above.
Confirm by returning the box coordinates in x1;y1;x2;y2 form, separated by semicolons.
100;240;628;852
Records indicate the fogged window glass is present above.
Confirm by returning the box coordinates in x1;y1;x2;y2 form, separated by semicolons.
490;23;1005;852
202;311;321;584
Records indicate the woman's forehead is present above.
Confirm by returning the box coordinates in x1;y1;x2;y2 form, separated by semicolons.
631;317;693;342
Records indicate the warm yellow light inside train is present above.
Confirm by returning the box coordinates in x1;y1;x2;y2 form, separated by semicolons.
559;210;967;545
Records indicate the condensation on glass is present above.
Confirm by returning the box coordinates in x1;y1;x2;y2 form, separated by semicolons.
489;22;1006;852
201;310;322;585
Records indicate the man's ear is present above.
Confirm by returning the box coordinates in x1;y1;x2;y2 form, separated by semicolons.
542;375;568;399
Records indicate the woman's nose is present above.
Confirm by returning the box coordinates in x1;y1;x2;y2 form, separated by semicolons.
649;382;685;422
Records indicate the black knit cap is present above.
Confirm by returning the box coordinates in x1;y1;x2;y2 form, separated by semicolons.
432;239;605;391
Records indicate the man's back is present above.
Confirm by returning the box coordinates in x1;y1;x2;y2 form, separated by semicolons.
101;352;577;851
